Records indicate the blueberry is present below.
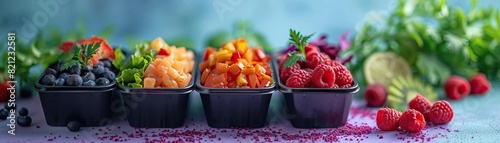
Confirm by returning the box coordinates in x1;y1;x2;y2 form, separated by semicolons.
54;62;65;72
67;121;81;132
82;80;96;86
92;65;106;76
97;61;105;67
53;78;65;86
101;71;116;81
4;104;15;110
101;59;112;68
69;64;81;75
41;74;56;85
19;107;28;116
95;78;110;86
65;74;83;86
58;72;70;80
82;72;96;82
44;68;58;77
82;65;93;73
0;109;8;120
17;116;32;127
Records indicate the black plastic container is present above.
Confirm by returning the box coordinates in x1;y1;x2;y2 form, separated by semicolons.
196;62;276;128
34;80;117;127
273;54;359;128
34;61;121;127
117;56;198;128
118;76;195;128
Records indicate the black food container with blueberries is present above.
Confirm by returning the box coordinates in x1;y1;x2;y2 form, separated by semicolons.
272;53;359;128
196;58;277;128
34;59;121;127
117;57;197;128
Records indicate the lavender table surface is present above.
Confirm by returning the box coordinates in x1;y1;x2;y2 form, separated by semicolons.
1;82;500;143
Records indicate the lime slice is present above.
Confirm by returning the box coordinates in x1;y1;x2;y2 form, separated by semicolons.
364;52;412;87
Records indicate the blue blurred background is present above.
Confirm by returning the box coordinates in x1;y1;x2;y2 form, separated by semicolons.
1;0;499;51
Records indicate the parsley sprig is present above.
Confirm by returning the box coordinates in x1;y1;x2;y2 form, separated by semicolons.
283;29;314;69
60;42;101;70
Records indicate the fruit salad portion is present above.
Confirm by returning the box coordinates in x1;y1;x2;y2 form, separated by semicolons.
199;38;273;88
143;38;195;88
277;29;354;88
40;36;119;87
116;37;195;88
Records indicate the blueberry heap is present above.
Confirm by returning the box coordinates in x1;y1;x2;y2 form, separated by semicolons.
40;59;116;87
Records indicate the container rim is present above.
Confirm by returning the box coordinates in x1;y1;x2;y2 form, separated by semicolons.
117;50;198;94
272;51;360;93
195;51;277;94
34;75;117;91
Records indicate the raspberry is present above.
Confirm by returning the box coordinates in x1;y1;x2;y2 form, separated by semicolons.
469;73;491;95
444;75;470;100
286;70;311;88
365;83;387;107
0;81;9;102
408;94;432;121
305;44;319;55
306;52;331;69
280;62;301;83
376;108;401;131
429;100;454;124
399;109;426;133
310;64;336;88
331;61;353;86
339;84;351;88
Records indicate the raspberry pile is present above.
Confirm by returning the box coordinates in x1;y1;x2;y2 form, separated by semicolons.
376;95;454;133
278;45;353;88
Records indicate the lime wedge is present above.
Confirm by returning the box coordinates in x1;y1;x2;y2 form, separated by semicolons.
364;52;412;87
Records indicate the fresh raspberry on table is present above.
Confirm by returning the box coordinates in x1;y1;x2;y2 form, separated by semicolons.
365;83;387;107
331;61;353;86
376;108;402;131
310;64;336;88
429;100;454;124
444;75;470;100
280;62;301;83
306;52;331;69
408;94;433;121
399;109;426;133
469;73;491;95
285;70;311;88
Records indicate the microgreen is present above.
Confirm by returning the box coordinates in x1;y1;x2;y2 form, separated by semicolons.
60;42;101;70
283;29;314;69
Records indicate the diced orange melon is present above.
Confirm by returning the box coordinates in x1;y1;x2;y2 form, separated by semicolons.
151;37;168;51
215;63;229;74
144;78;156;88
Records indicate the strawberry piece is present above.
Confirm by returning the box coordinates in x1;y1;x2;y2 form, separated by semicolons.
285;70;311;88
78;36;115;65
399;109;426;133
429;100;454;124
231;52;241;62
469;73;491;95
331;61;353;86
444;75;470;100
310;64;336;88
376;108;401;131
408;94;432;121
157;48;170;56
58;41;76;53
0;81;9;102
365;83;387;107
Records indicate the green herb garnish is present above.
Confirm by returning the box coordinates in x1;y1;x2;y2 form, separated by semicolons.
283;29;314;69
60;42;101;70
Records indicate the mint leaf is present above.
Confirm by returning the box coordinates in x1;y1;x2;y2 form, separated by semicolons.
60;60;78;71
283;52;305;69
